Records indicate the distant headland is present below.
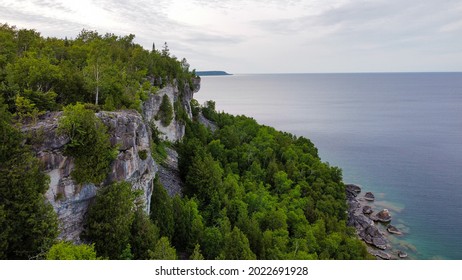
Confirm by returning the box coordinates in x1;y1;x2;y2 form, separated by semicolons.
196;71;232;76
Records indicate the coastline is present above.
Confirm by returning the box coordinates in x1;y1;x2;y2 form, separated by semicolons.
346;184;412;260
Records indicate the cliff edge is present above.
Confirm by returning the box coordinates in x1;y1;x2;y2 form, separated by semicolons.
23;78;200;241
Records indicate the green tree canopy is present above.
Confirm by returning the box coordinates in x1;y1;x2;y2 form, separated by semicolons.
83;181;135;259
0;99;58;259
58;103;117;184
46;241;99;260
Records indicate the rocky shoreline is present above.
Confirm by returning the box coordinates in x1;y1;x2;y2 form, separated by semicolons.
346;184;409;260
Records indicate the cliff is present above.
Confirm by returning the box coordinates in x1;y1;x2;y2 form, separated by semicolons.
24;78;200;241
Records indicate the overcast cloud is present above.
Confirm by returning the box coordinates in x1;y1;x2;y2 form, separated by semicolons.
1;0;461;73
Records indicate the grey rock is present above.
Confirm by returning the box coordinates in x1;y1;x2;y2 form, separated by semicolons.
373;209;392;223
364;192;375;201
374;250;392;260
345;184;361;197
27;80;197;241
157;147;182;197
362;205;373;215
387;225;402;235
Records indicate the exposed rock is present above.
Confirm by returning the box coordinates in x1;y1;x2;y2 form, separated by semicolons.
27;110;158;241
198;112;218;132
157;147;182;197
372;250;392;260
372;209;392;223
397;251;408;258
346;184;388;250
24;80;198;242
362;205;373;215
364;192;375;201
387;225;403;235
345;184;361;197
142;78;199;142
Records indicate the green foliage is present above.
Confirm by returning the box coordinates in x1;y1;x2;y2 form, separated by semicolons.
0;100;58;259
223;227;256;260
83;181;135;259
58;103;117;184
202;100;218;121
130;209;159;260
150;237;177;260
138;149;148;160
157;94;174;126
175;104;372;260
189;244;205;260
150;176;174;239
0;24;197;114
46;242;99;260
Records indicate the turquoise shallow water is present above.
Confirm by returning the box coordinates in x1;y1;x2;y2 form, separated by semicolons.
196;73;462;259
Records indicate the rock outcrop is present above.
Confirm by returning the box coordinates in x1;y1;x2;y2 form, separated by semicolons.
157;147;182;197
25;110;157;240
24;79;199;241
346;183;411;259
346;184;388;251
142;78;200;142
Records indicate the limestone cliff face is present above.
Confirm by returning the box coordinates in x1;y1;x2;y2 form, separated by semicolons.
26;111;156;241
25;79;199;241
142;78;200;141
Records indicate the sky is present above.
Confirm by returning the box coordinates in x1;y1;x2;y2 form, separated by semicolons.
1;0;462;73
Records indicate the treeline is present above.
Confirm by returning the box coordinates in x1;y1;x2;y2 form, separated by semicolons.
0;23;196;121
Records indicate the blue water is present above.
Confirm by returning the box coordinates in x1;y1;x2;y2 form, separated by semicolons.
195;73;462;260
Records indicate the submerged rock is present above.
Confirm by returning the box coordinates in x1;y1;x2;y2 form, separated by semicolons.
364;192;375;201
387;225;403;235
397;251;408;258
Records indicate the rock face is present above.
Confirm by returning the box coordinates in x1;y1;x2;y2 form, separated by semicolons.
25;80;198;241
157;147;183;197
26;111;157;240
142;78;200;142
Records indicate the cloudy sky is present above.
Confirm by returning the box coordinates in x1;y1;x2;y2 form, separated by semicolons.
1;0;461;73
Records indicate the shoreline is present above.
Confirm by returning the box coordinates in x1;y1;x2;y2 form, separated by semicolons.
346;184;412;260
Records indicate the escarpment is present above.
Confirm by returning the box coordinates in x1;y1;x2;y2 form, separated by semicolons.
24;79;200;241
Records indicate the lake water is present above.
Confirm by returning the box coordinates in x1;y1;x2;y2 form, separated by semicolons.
195;73;462;260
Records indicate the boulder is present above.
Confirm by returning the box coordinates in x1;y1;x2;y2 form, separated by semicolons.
397;251;408;258
361;225;388;250
387;225;402;235
374;250;392;260
362;205;373;215
345;184;361;197
364;192;375;201
373;209;392;223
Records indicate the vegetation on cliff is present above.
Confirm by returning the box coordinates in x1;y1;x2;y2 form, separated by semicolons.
0;24;371;260
172;105;372;260
0;98;58;259
0;23;197;118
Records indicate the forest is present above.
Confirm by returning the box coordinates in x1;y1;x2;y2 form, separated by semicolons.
0;24;372;260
